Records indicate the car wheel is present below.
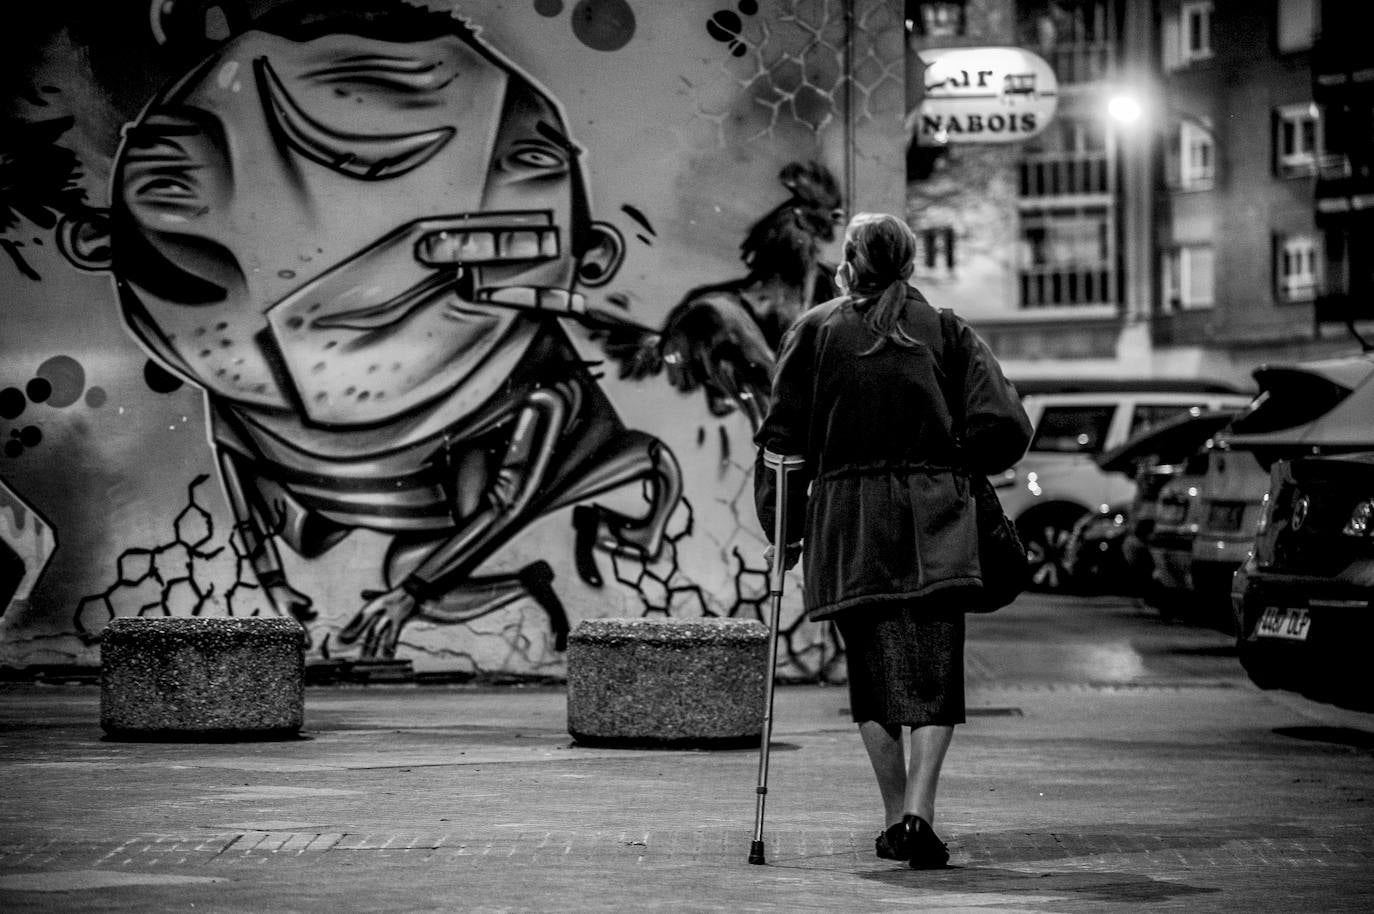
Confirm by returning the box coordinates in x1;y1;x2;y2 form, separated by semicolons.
1019;506;1088;592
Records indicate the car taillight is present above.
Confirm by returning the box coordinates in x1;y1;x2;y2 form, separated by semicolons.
1344;500;1374;537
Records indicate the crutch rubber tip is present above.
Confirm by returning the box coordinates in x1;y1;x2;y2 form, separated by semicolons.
748;841;766;865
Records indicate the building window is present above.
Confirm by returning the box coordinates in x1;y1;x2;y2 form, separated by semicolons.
1165;1;1213;69
906;1;965;38
1018;206;1115;308
1168;118;1215;190
1019;0;1113;84
1274;104;1322;177
1276;234;1320;301
1162;245;1215;310
1182;1;1213;62
920;226;956;271
1276;0;1317;53
1019;115;1111;197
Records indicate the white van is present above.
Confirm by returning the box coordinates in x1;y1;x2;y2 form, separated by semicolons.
998;378;1253;591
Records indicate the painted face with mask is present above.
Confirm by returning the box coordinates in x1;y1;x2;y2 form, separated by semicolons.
86;7;621;429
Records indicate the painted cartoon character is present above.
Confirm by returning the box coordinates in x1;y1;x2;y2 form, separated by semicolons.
600;161;842;427
59;1;698;657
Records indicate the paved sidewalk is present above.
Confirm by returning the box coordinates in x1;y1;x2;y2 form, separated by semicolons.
2;671;1373;912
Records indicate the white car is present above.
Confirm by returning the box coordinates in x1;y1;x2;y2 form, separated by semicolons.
998;378;1253;591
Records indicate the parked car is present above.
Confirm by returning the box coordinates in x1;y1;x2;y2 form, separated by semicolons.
1062;502;1132;594
1231;372;1374;710
998;378;1252;591
1194;355;1374;612
1091;408;1241;604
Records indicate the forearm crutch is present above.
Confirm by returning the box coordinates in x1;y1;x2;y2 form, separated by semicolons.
749;449;805;866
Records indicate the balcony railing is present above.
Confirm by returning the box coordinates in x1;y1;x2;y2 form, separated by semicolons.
1312;35;1374;103
1314;153;1374;219
1019;153;1111;198
1019;266;1116;308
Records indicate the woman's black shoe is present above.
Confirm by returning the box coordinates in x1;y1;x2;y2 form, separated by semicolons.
874;820;912;860
902;814;950;869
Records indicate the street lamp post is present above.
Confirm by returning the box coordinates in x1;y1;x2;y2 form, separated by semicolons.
1105;81;1220;363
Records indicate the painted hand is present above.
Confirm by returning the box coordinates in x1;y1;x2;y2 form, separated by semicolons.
339;588;419;659
266;582;316;623
763;541;802;572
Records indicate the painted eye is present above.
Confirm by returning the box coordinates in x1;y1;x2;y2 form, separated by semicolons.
508;148;565;169
134;177;196;199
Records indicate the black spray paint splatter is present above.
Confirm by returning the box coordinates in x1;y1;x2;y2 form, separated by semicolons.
706;1;759;57
1;355;107;458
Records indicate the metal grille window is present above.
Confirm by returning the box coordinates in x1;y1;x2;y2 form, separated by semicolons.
1018;207;1116;308
1018;0;1114;85
1020;116;1111;198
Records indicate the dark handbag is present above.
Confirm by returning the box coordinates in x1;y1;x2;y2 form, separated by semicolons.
937;308;1031;612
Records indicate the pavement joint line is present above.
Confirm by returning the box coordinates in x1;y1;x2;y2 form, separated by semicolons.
7;830;1372;869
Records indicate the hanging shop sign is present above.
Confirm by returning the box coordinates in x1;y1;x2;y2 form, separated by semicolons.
909;46;1058;145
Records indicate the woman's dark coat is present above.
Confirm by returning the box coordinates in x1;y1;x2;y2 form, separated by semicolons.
753;286;1032;621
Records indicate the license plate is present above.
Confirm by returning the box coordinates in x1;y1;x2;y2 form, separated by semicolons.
1256;606;1311;641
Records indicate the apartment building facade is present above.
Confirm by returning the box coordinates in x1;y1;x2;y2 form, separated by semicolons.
1311;0;1374;334
907;0;1132;372
905;0;1372;383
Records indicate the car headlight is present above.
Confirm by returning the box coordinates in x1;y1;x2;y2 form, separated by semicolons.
1343;499;1373;537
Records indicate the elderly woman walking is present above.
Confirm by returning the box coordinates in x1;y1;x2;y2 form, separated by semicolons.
754;212;1031;868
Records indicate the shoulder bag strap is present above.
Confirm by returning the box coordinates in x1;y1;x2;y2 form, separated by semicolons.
935;307;967;447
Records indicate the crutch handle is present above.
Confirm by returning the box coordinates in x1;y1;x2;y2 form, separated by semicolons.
761;450;806;471
761;451;805;581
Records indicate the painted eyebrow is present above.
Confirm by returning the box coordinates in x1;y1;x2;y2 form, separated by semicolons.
301;55;456;92
255;57;454;180
123;107;224;144
535;120;580;157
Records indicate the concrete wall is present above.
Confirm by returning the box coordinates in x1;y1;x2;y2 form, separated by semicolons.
0;0;907;679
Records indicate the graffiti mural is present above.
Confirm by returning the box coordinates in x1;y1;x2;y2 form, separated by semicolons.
0;0;906;678
603;160;842;425
0;481;56;622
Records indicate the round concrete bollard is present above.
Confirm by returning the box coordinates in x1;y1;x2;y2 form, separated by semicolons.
566;617;770;748
100;617;305;740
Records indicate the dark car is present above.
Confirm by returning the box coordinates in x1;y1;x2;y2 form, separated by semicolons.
1232;373;1374;711
1062;502;1132;594
1197;356;1374;612
1092;408;1241;607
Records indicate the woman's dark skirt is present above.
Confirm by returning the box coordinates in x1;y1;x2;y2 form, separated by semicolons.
834;601;965;728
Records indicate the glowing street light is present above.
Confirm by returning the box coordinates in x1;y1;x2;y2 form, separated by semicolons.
1107;93;1145;126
